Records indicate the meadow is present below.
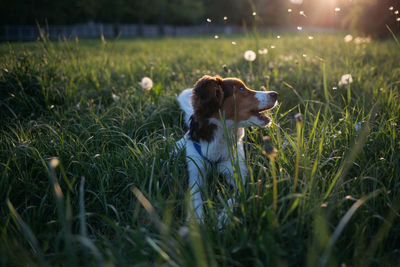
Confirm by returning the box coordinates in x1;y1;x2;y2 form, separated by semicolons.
0;32;399;266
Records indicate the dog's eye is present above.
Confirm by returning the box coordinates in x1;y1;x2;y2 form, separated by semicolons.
238;87;245;92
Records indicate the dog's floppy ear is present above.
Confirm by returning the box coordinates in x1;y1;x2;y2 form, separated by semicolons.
192;75;224;118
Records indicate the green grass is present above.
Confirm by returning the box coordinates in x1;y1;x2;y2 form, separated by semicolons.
0;32;399;266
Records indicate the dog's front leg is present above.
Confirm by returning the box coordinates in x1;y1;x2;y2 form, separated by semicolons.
187;160;207;222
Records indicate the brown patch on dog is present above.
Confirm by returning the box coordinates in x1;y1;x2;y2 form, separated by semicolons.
189;75;224;142
189;75;266;142
219;78;261;122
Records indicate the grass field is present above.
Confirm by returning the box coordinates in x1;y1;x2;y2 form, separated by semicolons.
0;32;399;266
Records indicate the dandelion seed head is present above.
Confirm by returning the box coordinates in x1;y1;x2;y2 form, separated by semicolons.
50;157;60;168
244;50;256;61
297;26;303;31
270;45;276;49
308;36;314;40
232;41;237;45
302;54;307;57
214;35;219;39
344;34;353;42
339;74;353;86
334;7;341;12
139;77;153;90
258;48;268;54
277;35;281;39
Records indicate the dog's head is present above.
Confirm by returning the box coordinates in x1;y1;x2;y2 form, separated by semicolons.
191;75;278;127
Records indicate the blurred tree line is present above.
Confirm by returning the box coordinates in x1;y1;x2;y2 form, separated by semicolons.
1;0;399;38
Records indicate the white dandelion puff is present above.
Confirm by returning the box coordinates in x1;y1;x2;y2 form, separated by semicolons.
297;26;303;31
231;41;237;45
139;77;153;90
334;7;341;12
277;35;281;39
302;54;307;57
214;35;219;39
244;50;256;61
270;45;276;49
338;74;353;86
308;36;314;40
344;34;353;43
332;86;337;90
258;48;268;54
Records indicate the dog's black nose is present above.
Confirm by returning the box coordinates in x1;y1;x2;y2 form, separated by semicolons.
269;91;279;100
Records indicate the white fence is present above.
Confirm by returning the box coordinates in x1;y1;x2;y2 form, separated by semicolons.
0;23;243;41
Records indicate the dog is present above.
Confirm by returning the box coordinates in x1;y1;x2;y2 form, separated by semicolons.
176;75;278;222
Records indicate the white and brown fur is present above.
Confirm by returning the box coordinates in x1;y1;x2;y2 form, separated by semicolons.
176;75;278;222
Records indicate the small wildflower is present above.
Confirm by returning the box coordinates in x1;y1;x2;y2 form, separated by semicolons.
112;93;120;102
258;48;268;54
395;10;399;15
223;16;228;21
231;41;237;45
332;86;337;90
277;35;281;39
302;54;307;57
308;36;314;40
355;122;362;131
299;11;305;16
139;77;153;90
288;8;292;13
244;50;256;61
214;35;219;39
252;11;256;16
389;6;394;11
206;18;212;23
334;7;341;12
270;45;276;49
297;26;303;31
344;34;353;43
49;157;60;168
